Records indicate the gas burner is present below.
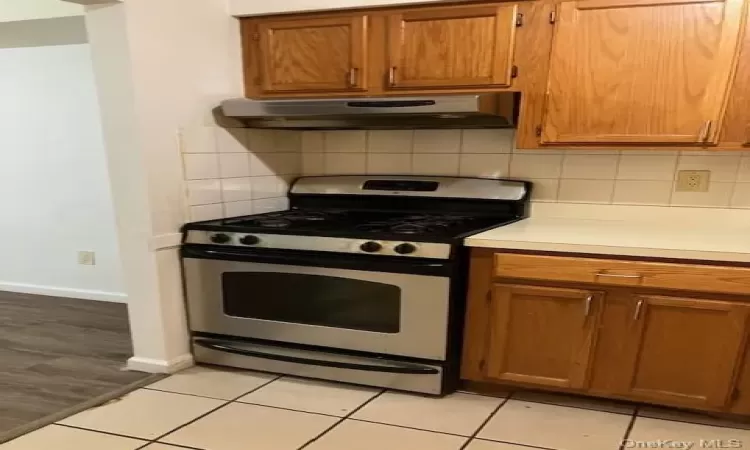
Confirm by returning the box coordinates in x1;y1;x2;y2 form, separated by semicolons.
390;223;428;234
355;222;391;232
255;218;292;228
281;211;333;221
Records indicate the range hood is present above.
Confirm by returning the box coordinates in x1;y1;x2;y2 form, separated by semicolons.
220;93;519;130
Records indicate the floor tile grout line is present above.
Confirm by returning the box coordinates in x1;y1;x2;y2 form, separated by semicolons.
458;397;509;450
55;423;153;444
137;441;206;450
505;391;636;417
297;389;386;450
635;413;750;431
618;405;640;450
141;374;282;448
348;418;472;439
140;386;239;402
474;438;558;450
230;400;345;419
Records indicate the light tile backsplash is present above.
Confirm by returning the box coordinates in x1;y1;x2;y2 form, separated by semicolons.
181;127;300;222
181;127;750;222
301;129;750;209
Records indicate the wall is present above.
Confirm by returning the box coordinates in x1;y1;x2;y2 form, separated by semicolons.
300;130;750;209
183;127;750;222
183;128;300;221
230;0;465;16
85;0;244;372
0;16;124;301
0;0;83;22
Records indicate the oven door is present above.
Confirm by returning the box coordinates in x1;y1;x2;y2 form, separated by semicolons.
182;246;453;361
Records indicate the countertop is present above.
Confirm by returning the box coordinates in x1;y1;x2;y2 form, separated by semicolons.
465;203;750;263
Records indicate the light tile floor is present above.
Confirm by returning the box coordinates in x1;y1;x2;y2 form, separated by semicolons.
4;365;750;450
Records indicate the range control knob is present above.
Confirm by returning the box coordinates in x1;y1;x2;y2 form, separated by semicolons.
240;235;260;246
394;243;417;255
210;233;231;244
360;241;382;253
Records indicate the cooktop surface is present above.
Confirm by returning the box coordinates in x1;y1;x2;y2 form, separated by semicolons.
185;209;519;242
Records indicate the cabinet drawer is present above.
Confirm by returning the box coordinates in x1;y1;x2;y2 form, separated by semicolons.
494;253;750;295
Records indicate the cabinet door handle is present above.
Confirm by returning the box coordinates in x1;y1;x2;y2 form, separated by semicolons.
744;124;750;146
698;120;713;143
633;299;644;321
347;68;359;88
584;294;593;317
388;67;397;87
595;272;641;279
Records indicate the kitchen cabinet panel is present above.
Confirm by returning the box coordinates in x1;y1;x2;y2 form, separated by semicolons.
719;3;750;147
251;15;368;94
485;284;602;389
542;0;746;145
463;249;750;414
385;4;519;89
618;295;749;408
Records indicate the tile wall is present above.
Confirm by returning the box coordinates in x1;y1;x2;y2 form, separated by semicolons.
181;127;301;221
303;129;750;209
181;127;750;221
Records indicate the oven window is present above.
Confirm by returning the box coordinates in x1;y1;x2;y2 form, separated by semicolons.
222;273;401;333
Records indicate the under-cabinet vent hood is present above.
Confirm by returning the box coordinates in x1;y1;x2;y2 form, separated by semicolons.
219;93;519;130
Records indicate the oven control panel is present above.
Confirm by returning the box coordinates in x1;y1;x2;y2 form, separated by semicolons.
186;231;452;260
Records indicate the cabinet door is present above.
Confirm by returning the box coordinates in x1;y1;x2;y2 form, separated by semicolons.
542;0;745;144
486;284;602;389
719;3;750;147
621;295;749;408
386;4;518;89
256;15;368;93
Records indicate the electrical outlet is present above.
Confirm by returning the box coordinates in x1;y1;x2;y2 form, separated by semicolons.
78;251;96;266
676;170;710;192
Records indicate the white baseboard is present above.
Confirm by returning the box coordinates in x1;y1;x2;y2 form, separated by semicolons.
127;353;194;374
0;281;127;303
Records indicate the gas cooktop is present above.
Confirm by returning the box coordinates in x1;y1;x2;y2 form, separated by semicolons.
191;209;517;242
183;175;531;259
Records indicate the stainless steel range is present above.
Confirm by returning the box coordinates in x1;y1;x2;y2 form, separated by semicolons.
181;175;531;395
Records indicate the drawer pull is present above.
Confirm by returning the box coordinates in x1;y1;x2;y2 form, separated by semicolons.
633;299;644;321
347;67;359;88
595;272;642;279
388;67;397;87
584;294;593;317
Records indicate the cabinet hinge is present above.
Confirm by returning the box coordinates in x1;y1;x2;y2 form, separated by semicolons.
511;65;519;78
515;13;524;27
549;10;557;24
252;32;260;41
535;125;543;137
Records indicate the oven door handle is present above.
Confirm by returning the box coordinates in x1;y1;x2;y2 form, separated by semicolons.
194;339;439;375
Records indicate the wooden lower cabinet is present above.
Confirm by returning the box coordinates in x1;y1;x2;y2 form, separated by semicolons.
617;295;749;409
464;250;750;414
486;284;602;389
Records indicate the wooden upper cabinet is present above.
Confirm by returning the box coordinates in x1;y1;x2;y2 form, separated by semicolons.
619;295;749;409
485;284;602;389
719;2;750;146
385;4;519;89
253;15;368;93
542;0;746;145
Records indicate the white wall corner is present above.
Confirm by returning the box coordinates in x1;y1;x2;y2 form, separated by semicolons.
127;354;194;374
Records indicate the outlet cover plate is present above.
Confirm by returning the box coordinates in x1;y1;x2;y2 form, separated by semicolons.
78;251;96;266
676;170;710;192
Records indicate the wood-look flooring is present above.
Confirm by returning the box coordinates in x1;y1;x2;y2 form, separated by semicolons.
0;291;154;439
